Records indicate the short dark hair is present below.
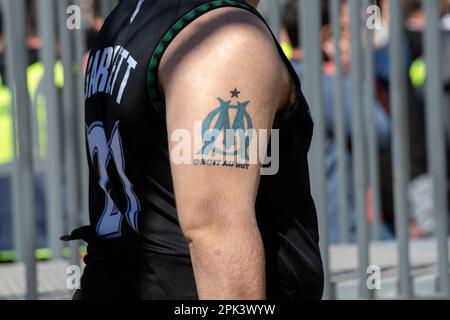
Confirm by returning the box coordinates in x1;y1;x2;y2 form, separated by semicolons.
93;0;102;18
321;0;330;29
282;0;332;49
405;0;423;18
26;0;38;37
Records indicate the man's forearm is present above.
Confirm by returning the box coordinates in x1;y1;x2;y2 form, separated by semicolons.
186;220;266;300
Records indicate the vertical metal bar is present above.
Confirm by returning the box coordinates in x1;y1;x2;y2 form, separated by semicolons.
258;0;280;38
258;0;270;18
37;0;64;260
74;0;89;227
330;0;350;243
389;0;412;299
363;0;382;241
268;0;281;40
1;0;23;262
349;0;370;299
4;0;38;300
58;0;80;267
100;0;115;19
301;0;331;300
11;96;22;262
424;0;450;295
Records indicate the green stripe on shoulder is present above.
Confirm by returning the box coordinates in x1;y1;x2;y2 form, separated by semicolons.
147;0;258;117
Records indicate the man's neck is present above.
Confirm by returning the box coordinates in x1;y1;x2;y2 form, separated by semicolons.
246;0;259;8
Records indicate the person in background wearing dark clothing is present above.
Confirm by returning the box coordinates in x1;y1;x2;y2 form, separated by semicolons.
86;0;106;51
280;0;303;70
282;0;392;243
404;0;450;238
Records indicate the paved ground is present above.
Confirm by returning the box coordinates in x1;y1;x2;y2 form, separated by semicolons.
330;239;449;299
0;260;74;300
0;238;449;300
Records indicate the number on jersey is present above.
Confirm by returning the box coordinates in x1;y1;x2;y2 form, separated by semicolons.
87;121;141;239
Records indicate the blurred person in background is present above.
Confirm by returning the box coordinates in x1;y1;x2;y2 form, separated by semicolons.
371;0;416;239
443;0;450;93
83;0;106;72
0;7;16;260
282;0;392;243
404;0;432;238
0;0;65;261
320;0;392;242
0;0;46;260
280;0;303;74
441;0;450;30
85;0;105;53
371;0;421;238
405;0;450;238
373;0;391;114
374;0;390;49
373;0;450;239
87;0;105;49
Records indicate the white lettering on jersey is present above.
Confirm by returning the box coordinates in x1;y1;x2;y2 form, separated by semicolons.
85;46;138;105
97;47;114;92
105;46;123;94
87;50;100;97
130;0;145;24
110;48;130;96
117;56;137;104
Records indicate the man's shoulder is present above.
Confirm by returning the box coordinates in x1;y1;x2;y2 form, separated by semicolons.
158;6;283;84
158;4;293;114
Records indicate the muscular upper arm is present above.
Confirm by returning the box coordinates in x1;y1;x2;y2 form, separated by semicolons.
159;8;288;236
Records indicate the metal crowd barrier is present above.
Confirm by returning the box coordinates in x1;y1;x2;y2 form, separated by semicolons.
294;0;449;299
0;0;117;300
262;0;391;300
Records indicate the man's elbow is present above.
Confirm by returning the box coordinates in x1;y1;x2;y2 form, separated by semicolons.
178;199;258;244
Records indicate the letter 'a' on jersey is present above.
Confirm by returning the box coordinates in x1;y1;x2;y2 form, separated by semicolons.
73;0;324;300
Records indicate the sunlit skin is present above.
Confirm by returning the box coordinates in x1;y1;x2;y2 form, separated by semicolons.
321;1;351;75
160;1;294;299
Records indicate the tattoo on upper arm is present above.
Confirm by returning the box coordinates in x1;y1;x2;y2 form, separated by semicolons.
196;88;253;170
170;88;280;175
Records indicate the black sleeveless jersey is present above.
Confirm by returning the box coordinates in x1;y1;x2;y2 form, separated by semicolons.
81;0;323;299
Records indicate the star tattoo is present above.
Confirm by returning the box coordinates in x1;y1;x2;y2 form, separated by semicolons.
230;88;241;98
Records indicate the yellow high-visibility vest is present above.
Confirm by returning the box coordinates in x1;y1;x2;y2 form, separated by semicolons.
280;41;294;61
0;76;13;165
0;61;64;166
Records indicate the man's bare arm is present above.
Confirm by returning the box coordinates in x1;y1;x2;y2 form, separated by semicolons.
160;8;290;300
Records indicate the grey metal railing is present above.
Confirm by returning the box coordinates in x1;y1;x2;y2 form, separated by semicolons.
389;0;413;299
363;0;383;242
295;0;449;300
0;0;117;300
37;0;64;260
300;0;332;300
331;0;351;245
2;0;38;300
57;0;79;268
424;0;450;297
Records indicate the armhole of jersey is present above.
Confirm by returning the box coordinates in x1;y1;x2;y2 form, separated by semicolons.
147;0;304;126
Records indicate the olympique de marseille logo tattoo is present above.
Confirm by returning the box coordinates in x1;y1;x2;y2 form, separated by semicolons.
197;88;253;161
